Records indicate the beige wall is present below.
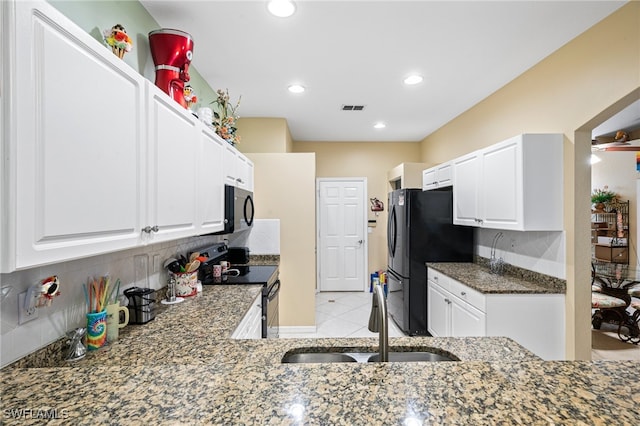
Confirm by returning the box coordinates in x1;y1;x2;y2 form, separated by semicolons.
294;142;422;271
247;153;317;327
591;149;639;267
236;118;291;153
419;2;640;360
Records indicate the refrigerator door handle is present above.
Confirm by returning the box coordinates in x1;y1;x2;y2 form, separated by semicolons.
388;205;397;257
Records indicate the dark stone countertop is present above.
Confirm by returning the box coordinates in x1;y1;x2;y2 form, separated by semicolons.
427;262;566;294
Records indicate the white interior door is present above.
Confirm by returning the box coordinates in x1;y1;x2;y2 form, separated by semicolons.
317;179;367;291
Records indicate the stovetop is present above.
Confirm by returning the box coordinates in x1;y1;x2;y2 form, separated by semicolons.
194;243;278;286
201;264;279;286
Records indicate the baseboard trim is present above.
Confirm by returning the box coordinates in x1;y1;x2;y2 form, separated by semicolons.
278;325;317;335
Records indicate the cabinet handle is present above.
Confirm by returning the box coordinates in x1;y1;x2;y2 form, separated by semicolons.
236;178;244;183
142;225;160;233
433;276;438;281
151;225;159;233
444;298;451;304
460;291;466;296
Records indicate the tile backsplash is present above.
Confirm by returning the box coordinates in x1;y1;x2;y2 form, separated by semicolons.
0;234;223;368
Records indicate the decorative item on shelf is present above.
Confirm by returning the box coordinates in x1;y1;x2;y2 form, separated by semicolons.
591;186;618;212
210;88;241;145
148;28;194;109
183;85;197;112
103;24;133;59
614;130;629;143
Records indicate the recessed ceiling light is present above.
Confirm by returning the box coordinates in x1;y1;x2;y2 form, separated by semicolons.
268;0;296;18
288;84;305;93
374;122;386;129
403;74;423;85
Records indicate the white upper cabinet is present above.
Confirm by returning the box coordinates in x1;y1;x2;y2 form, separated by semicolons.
222;143;238;187
452;134;563;231
422;162;452;191
223;146;254;191
197;127;225;234
452;152;481;226
236;152;254;192
1;0;246;272
145;83;199;243
6;1;145;271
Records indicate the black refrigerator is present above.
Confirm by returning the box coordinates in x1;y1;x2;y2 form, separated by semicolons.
387;188;474;335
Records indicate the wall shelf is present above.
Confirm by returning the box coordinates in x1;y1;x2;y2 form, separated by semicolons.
591;200;629;264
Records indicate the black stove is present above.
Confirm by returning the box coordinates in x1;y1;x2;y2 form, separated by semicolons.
194;243;280;338
203;264;278;286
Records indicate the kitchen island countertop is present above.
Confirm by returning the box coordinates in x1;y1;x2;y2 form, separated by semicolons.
1;285;638;425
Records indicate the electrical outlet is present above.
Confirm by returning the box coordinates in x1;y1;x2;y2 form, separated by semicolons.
18;291;38;325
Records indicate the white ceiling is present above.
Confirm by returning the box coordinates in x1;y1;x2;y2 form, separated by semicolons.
140;0;626;142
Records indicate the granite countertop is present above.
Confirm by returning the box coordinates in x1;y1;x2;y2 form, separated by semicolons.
427;262;566;294
2;283;638;424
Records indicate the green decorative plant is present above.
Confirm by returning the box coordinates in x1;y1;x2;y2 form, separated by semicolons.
210;88;241;146
591;186;618;204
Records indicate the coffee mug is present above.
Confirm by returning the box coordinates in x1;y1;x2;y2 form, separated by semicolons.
220;261;230;272
106;303;129;342
213;264;222;278
86;310;107;350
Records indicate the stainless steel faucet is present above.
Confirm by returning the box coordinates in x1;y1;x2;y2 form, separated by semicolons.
368;284;389;362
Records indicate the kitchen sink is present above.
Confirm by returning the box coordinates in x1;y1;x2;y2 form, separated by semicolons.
281;353;358;363
367;351;457;362
281;349;459;364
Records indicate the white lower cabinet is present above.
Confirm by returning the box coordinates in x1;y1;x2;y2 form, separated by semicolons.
428;268;565;360
428;281;486;338
231;293;262;339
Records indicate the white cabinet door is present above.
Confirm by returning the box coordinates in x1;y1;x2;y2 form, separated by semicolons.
231;293;262;339
427;282;450;337
10;1;145;270
146;83;198;243
435;162;452;188
422;168;437;191
197;126;225;234
222;143;238;187
236;153;252;190
422;167;438;191
423;162;452;191
452;134;562;231
241;154;255;192
481;139;522;230
450;298;486;337
452;152;481;226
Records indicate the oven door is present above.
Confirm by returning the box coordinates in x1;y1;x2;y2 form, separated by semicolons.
263;279;280;338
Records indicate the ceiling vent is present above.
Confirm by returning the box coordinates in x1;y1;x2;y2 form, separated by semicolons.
342;105;365;111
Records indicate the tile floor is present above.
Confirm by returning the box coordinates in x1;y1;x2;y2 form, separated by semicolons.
282;291;406;338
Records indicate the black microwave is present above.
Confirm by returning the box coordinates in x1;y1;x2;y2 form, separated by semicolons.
215;185;254;234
